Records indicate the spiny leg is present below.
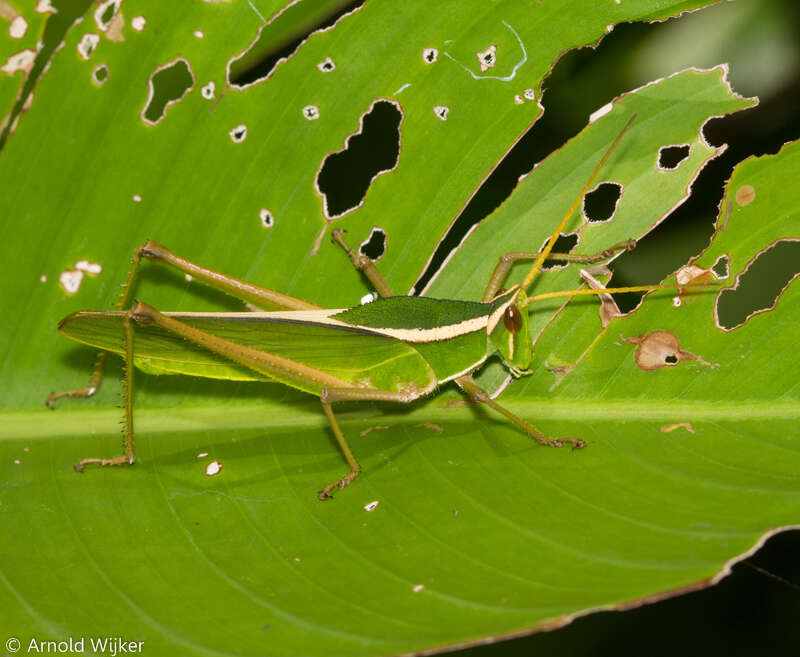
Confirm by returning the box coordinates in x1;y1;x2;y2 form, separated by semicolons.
47;240;322;409
46;244;148;408
127;301;423;498
482;239;636;302
74;311;137;470
454;374;585;450
331;229;395;298
138;240;320;311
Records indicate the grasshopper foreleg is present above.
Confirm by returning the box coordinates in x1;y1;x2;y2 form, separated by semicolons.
454;374;585;450
331;229;395;298
482;239;636;302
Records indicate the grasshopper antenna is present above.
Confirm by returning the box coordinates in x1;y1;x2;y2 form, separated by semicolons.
521;280;719;308
521;113;637;294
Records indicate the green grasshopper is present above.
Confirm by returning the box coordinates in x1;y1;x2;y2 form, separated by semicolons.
47;116;687;499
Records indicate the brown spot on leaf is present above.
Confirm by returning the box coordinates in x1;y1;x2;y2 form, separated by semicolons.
660;422;696;434
624;331;706;371
580;267;622;327
414;423;444;433
359;426;389;437
735;184;755;206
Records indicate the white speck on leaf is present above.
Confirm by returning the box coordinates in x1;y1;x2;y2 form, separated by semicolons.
201;81;215;99
59;270;84;295
77;33;100;60
9;16;28;39
131;15;146;31
364;500;379;512
433;105;449;121
75;260;102;275
2;49;36;75
205;460;223;476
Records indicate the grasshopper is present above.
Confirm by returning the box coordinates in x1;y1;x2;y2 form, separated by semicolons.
47;116;686;499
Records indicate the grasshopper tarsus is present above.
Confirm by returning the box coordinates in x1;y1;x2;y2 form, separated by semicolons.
318;469;360;500
74;455;134;472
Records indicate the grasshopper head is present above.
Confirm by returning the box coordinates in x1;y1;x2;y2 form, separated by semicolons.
488;287;532;376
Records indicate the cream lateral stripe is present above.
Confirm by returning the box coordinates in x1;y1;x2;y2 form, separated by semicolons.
164;310;490;343
486;292;518;334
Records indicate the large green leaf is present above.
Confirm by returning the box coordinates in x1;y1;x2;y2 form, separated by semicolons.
3;2;798;656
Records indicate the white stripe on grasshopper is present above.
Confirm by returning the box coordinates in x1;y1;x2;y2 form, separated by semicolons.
166;310;490;343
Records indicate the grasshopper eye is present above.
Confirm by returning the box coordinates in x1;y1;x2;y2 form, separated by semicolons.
503;304;523;333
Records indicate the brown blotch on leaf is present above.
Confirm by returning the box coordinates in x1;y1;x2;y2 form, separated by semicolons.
624;331;704;371
580;267;622;327
735;184;755;206
359;425;389;437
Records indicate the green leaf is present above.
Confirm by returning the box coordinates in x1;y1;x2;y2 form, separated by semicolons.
6;2;799;657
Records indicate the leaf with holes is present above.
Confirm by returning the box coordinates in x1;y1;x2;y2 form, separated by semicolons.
5;1;797;657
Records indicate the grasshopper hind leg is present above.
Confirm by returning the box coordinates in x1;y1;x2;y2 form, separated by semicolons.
73;311;137;472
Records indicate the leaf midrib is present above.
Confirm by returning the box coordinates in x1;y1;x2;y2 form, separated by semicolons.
3;399;797;440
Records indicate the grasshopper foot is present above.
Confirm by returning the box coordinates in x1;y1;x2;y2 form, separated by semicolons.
317;470;359;500
74;455;134;472
46;385;98;409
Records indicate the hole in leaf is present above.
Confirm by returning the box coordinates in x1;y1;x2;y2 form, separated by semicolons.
95;0;118;29
92;64;108;85
582;182;622;223
711;254;729;279
228;0;365;88
422;47;438;64
359;227;386;261
716;239;800;331
476;44;497;72
77;33;100;60
229;124;247;143
259;208;274;228
317;57;335;72
433;105;449;121
142;58;194;125
658;144;691;170
664;354;678;364
316;99;402;218
540;232;579;271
